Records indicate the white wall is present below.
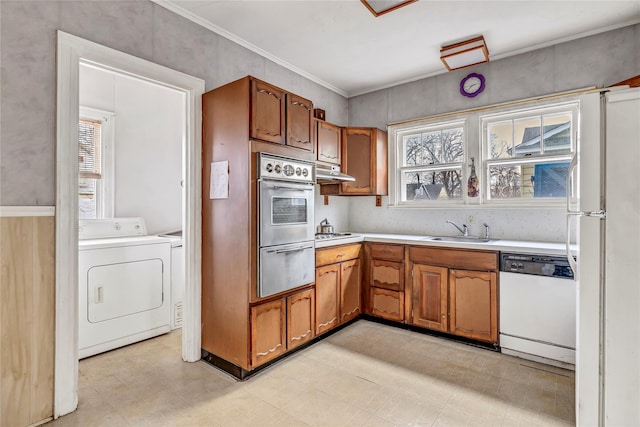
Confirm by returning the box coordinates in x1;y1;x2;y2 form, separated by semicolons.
313;187;350;233
79;64;183;234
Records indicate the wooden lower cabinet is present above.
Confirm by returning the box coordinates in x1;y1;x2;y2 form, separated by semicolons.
251;287;316;368
449;269;498;343
408;246;499;344
340;259;361;322
315;244;362;334
411;264;448;332
315;264;340;334
287;288;315;350
371;259;403;291
251;299;286;366
371;287;404;321
367;243;405;322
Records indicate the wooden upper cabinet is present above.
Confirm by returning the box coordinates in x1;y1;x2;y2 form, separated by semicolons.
449;269;498;343
286;94;314;151
316;120;342;165
251;79;286;145
341;127;388;195
249;78;314;152
411;264;448;332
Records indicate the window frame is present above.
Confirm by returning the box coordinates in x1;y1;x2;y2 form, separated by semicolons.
389;117;469;207
480;102;578;206
388;98;580;209
79;106;115;219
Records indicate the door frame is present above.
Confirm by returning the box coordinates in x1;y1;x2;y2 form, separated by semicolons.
55;31;204;418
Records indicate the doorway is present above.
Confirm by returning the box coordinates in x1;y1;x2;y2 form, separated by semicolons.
55;31;204;418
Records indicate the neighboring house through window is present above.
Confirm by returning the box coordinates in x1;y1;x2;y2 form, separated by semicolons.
481;102;577;203
79;107;115;219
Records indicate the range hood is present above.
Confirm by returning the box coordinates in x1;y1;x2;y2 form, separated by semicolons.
315;164;355;183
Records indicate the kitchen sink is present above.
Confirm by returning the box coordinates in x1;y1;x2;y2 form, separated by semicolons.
423;236;494;243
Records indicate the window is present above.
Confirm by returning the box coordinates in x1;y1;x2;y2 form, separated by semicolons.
78;107;114;219
481;103;577;203
391;120;466;205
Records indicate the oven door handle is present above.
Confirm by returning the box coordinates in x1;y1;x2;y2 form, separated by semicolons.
267;244;314;254
261;180;314;192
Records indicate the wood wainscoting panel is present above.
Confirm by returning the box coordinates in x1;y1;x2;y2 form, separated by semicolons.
0;216;55;427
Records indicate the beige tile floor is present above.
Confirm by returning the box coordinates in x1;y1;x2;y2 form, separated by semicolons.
47;320;575;426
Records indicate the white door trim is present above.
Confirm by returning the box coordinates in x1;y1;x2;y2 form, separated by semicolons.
55;31;204;418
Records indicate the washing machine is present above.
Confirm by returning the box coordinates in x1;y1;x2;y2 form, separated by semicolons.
78;218;171;359
158;229;184;330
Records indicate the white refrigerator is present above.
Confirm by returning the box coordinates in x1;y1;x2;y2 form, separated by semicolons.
570;87;640;426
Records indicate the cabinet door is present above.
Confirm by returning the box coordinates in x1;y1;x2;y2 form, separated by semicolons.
286;93;314;151
449;269;498;343
341;128;374;194
251;299;286;367
251;79;285;144
340;259;361;323
411;264;448;332
370;287;404;321
317;121;341;165
287;288;315;350
371;259;403;291
315;264;340;334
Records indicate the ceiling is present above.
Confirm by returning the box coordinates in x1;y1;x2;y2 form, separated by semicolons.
156;1;640;97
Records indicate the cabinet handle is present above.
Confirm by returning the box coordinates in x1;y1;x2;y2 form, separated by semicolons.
291;100;311;111
290;138;311;144
336;253;345;258
321;154;338;160
291;329;312;342
318;317;337;328
256;343;282;357
257;89;281;100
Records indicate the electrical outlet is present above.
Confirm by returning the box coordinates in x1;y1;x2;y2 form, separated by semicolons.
375;195;382;207
467;215;475;224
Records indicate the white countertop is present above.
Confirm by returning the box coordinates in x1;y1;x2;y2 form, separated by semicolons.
315;233;576;257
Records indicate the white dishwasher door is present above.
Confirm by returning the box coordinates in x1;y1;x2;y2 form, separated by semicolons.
499;271;576;365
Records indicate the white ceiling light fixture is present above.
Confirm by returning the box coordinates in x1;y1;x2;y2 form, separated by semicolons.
361;0;418;17
440;36;490;71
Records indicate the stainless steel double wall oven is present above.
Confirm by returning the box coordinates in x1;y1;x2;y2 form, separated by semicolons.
258;153;315;297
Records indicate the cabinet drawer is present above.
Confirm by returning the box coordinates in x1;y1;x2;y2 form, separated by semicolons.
409;246;498;271
316;244;361;267
370;244;404;261
371;259;404;291
370;287;404;322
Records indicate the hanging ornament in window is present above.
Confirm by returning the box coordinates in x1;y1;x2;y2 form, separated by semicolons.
467;157;479;198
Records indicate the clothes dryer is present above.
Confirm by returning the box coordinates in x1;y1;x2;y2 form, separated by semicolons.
78;218;171;358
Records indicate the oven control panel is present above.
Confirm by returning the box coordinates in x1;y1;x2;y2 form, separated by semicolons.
258;153;314;183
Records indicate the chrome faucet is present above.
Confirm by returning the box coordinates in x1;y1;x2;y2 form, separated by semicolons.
446;220;468;237
483;223;490;239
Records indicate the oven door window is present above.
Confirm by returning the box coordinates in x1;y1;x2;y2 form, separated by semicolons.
272;197;308;225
